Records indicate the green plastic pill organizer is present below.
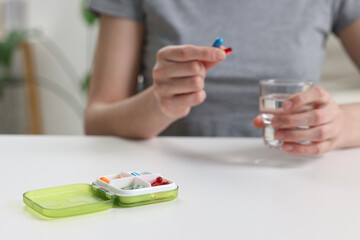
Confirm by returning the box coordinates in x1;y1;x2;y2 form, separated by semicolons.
23;171;178;218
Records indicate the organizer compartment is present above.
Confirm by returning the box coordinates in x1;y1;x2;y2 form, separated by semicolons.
98;172;132;183
94;176;151;195
114;188;178;207
109;172;132;179
110;176;151;191
140;174;172;186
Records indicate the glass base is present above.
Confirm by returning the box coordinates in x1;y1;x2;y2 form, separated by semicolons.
263;125;283;149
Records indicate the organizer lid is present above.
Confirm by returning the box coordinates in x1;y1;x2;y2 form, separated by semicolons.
23;183;114;218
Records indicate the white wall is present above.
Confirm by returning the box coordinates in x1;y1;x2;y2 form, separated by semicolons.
26;0;98;134
320;35;360;104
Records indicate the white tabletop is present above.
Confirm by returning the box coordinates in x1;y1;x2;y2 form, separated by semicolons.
1;135;360;239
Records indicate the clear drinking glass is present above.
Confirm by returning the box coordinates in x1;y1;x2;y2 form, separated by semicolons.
259;79;313;149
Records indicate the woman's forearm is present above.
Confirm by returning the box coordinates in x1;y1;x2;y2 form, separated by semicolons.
335;20;360;149
85;86;174;139
337;103;360;149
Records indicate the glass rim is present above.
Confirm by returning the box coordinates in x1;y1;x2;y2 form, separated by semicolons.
260;79;313;87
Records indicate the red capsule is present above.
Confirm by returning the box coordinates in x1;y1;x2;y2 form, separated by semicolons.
151;176;168;186
224;47;232;55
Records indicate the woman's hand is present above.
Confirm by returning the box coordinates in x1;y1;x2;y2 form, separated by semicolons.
254;86;344;156
152;45;226;119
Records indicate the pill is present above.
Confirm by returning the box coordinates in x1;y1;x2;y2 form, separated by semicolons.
151;177;170;186
151;177;163;186
224;47;232;55
100;177;110;184
212;37;224;48
122;184;144;190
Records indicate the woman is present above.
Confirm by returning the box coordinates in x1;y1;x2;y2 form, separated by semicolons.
85;0;360;156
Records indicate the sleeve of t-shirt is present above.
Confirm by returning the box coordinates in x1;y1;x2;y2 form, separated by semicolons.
88;0;144;22
332;0;360;34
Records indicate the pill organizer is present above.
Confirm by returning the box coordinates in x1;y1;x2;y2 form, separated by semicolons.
23;171;178;218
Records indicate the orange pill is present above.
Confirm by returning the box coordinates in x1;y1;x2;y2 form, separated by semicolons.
100;177;110;184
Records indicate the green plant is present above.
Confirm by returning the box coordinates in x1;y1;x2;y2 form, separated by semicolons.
81;71;91;92
0;30;29;96
81;0;98;93
81;0;98;26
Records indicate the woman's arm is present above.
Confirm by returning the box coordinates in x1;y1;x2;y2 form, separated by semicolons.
339;19;360;68
85;15;226;139
85;15;174;139
335;18;360;149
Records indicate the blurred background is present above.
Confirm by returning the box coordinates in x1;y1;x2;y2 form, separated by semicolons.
0;0;359;135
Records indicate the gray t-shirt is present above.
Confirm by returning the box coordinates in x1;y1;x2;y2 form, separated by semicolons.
88;0;360;137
